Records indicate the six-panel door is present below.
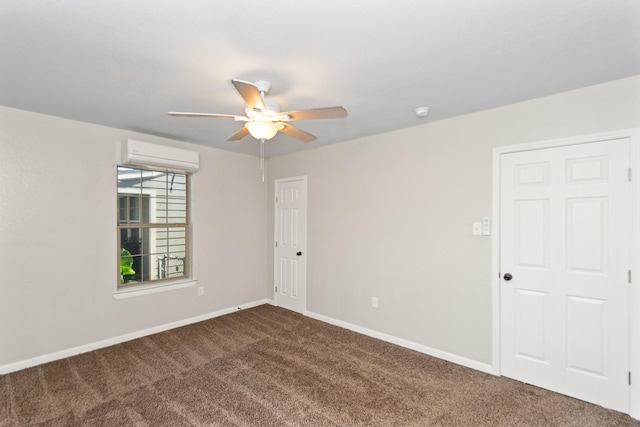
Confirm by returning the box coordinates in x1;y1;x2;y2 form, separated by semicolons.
275;178;307;314
500;138;630;412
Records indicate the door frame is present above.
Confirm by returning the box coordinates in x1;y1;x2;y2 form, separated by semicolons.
273;175;308;313
491;128;640;417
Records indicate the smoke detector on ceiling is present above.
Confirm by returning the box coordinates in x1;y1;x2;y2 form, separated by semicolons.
414;106;430;118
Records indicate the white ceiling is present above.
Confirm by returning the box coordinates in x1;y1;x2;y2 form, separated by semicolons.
1;1;639;157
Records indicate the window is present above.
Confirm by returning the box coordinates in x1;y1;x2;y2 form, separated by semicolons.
117;166;189;288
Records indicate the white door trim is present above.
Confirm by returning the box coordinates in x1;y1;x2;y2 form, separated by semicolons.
273;175;308;314
491;128;640;417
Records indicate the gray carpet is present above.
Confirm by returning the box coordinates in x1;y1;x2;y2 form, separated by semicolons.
1;304;638;426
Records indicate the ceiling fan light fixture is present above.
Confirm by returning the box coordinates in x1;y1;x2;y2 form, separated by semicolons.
245;121;282;140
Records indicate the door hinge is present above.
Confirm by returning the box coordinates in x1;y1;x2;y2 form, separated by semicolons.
629;168;632;182
629;371;632;385
275;241;278;248
276;196;279;203
275;286;278;293
629;270;632;284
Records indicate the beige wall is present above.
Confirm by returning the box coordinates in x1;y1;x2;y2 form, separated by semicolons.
267;75;640;364
0;106;268;367
2;75;638;370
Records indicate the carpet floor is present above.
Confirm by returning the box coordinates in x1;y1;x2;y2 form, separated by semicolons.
1;304;638;426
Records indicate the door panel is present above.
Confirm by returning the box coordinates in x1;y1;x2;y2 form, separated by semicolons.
566;296;606;377
514;199;549;268
514;289;549;363
500;138;630;412
566;197;607;273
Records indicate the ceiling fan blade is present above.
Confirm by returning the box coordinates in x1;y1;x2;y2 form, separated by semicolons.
231;79;266;112
227;126;250;141
279;106;348;121
168;112;244;120
279;123;316;143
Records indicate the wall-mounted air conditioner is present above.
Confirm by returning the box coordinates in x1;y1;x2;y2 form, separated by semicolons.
121;139;200;173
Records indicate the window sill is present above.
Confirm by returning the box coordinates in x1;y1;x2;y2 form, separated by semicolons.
113;279;197;299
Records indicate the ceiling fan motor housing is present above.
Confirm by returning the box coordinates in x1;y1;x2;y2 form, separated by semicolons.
246;99;281;118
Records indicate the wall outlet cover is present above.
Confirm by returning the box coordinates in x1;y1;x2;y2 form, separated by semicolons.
472;222;482;235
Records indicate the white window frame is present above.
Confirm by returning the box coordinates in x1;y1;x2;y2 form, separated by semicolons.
114;166;195;298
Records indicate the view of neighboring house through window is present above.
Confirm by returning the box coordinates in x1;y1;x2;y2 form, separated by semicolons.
117;166;189;288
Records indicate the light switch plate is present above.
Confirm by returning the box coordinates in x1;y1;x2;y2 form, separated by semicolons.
482;217;491;235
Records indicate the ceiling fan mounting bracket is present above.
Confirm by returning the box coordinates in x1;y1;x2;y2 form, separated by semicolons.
255;80;271;95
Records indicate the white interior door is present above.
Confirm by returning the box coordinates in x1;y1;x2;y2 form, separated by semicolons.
274;177;307;314
500;138;630;412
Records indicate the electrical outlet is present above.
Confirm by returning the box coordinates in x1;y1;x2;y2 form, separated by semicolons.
472;222;482;235
372;297;379;308
197;286;204;296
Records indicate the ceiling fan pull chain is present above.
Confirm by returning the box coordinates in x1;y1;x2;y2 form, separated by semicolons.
260;138;265;182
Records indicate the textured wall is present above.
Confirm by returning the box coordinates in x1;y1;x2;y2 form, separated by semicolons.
0;107;268;367
2;76;639;370
266;76;640;365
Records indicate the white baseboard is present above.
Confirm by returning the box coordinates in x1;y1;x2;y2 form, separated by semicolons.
305;310;498;375
0;299;270;375
2;300;496;377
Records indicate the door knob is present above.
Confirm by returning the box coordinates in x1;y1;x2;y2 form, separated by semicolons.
296;251;302;256
503;273;513;281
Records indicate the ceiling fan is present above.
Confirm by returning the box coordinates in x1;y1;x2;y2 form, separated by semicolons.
168;79;348;143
